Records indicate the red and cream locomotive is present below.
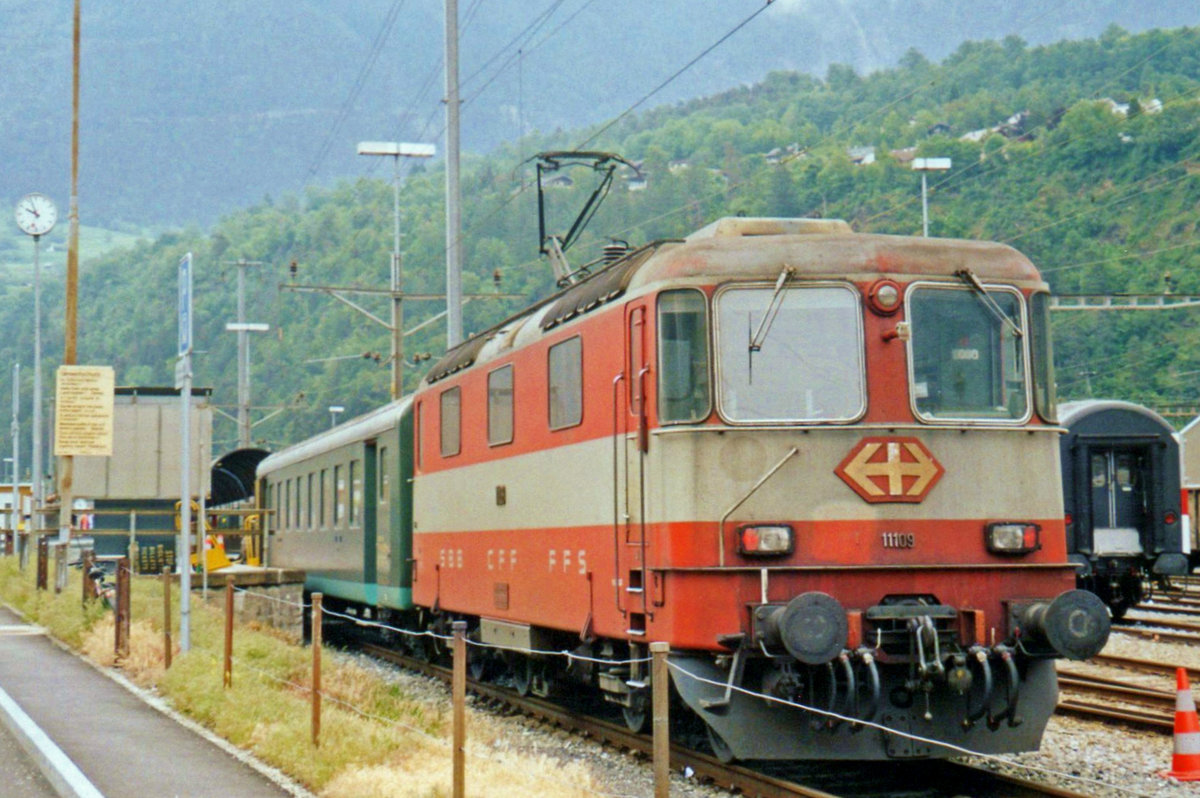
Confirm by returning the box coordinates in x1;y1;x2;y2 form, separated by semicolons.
262;215;1109;760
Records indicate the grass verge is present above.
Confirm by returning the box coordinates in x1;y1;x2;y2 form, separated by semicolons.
0;557;602;797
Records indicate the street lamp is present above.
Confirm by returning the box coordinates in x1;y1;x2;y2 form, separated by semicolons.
912;157;952;237
329;406;345;429
356;141;436;399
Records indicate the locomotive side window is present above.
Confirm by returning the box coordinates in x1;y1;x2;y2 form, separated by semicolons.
658;290;711;423
549;337;583;429
440;387;462;456
908;285;1029;422
715;284;864;423
488;365;514;445
1030;292;1057;423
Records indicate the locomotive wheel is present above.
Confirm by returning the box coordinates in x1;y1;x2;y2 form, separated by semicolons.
1109;600;1130;621
511;654;535;696
706;723;735;764
622;695;649;733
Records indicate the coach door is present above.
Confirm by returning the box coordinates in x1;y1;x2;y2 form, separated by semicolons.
1089;447;1150;555
620;302;651;632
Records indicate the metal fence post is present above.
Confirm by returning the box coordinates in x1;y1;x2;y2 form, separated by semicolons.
651;641;670;798
311;593;323;747
452;620;467;798
162;566;172;669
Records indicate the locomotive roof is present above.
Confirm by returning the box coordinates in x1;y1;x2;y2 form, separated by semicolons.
423;217;1043;385
257;396;411;477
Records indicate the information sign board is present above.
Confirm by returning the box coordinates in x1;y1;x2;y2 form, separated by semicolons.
54;365;115;456
178;252;193;357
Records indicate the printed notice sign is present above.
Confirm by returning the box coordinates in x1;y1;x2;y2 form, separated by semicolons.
54;366;115;456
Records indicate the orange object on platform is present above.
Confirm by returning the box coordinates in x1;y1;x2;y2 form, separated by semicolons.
1162;667;1200;781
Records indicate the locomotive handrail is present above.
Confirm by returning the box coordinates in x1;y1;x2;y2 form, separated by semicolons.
611;372;627;618
717;447;798;567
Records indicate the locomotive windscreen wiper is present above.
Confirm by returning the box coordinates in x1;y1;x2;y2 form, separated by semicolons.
749;266;796;353
955;269;1023;338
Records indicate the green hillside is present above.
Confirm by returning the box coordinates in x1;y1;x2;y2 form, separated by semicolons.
2;25;1199;464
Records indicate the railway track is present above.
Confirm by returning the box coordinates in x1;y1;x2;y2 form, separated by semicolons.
354;641;1088;797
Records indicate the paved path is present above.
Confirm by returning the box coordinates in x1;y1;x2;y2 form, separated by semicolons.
0;605;307;798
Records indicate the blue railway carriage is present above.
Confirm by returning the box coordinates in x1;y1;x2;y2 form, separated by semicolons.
257;398;414;615
1059;400;1189;617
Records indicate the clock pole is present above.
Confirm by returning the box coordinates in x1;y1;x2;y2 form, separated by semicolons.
31;232;43;549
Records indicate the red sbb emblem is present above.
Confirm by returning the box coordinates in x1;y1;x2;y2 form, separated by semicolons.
835;437;944;504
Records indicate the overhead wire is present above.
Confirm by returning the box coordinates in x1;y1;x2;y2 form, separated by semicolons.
303;0;408;184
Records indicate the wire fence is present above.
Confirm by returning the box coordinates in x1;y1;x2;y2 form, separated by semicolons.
214;583;1150;796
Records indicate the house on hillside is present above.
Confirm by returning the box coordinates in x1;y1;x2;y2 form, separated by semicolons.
848;146;875;165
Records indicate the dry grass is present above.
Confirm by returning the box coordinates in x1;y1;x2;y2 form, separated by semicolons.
0;558;604;797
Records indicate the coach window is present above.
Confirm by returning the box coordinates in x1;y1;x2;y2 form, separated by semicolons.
549;337;583;429
295;477;303;528
351;460;363;525
306;474;314;529
334;465;344;525
282;481;289;531
440;387;462;457
379;447;389;503
658;290;710;423
716;284;864;423
1030;292;1057;423
908;284;1029;422
319;469;327;527
488;365;514;445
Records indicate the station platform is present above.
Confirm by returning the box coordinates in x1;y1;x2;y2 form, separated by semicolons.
0;605;311;798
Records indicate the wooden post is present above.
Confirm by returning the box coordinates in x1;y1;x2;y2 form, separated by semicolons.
452;620;467;798
651;641;670;798
223;580;234;688
81;548;95;604
36;536;47;590
311;593;322;747
162;566;172;670
115;556;130;660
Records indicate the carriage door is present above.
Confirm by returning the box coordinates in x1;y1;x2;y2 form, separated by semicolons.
623;302;650;632
1090;448;1149;556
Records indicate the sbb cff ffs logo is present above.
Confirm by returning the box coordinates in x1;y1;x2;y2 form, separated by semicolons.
835;436;944;504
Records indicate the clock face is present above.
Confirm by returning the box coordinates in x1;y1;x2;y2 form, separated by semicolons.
15;193;57;236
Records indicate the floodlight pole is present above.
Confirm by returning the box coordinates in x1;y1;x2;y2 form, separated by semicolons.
356;141;435;399
912;157;952;237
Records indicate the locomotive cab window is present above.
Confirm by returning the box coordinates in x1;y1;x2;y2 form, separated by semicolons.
1030;292;1057;423
548;337;583;429
658;290;711;423
440;387;462;457
908;284;1029;422
715;284;864;423
488;365;514;445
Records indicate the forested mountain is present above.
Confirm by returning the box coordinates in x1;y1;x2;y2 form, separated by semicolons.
2;25;1199;466
1;0;1197;227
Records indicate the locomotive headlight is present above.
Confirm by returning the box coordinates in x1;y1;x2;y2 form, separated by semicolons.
738;524;794;556
986;522;1041;554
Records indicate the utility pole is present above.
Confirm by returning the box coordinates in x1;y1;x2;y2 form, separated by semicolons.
10;364;18;541
59;0;82;544
224;260;264;447
356;142;436;398
445;0;463;348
